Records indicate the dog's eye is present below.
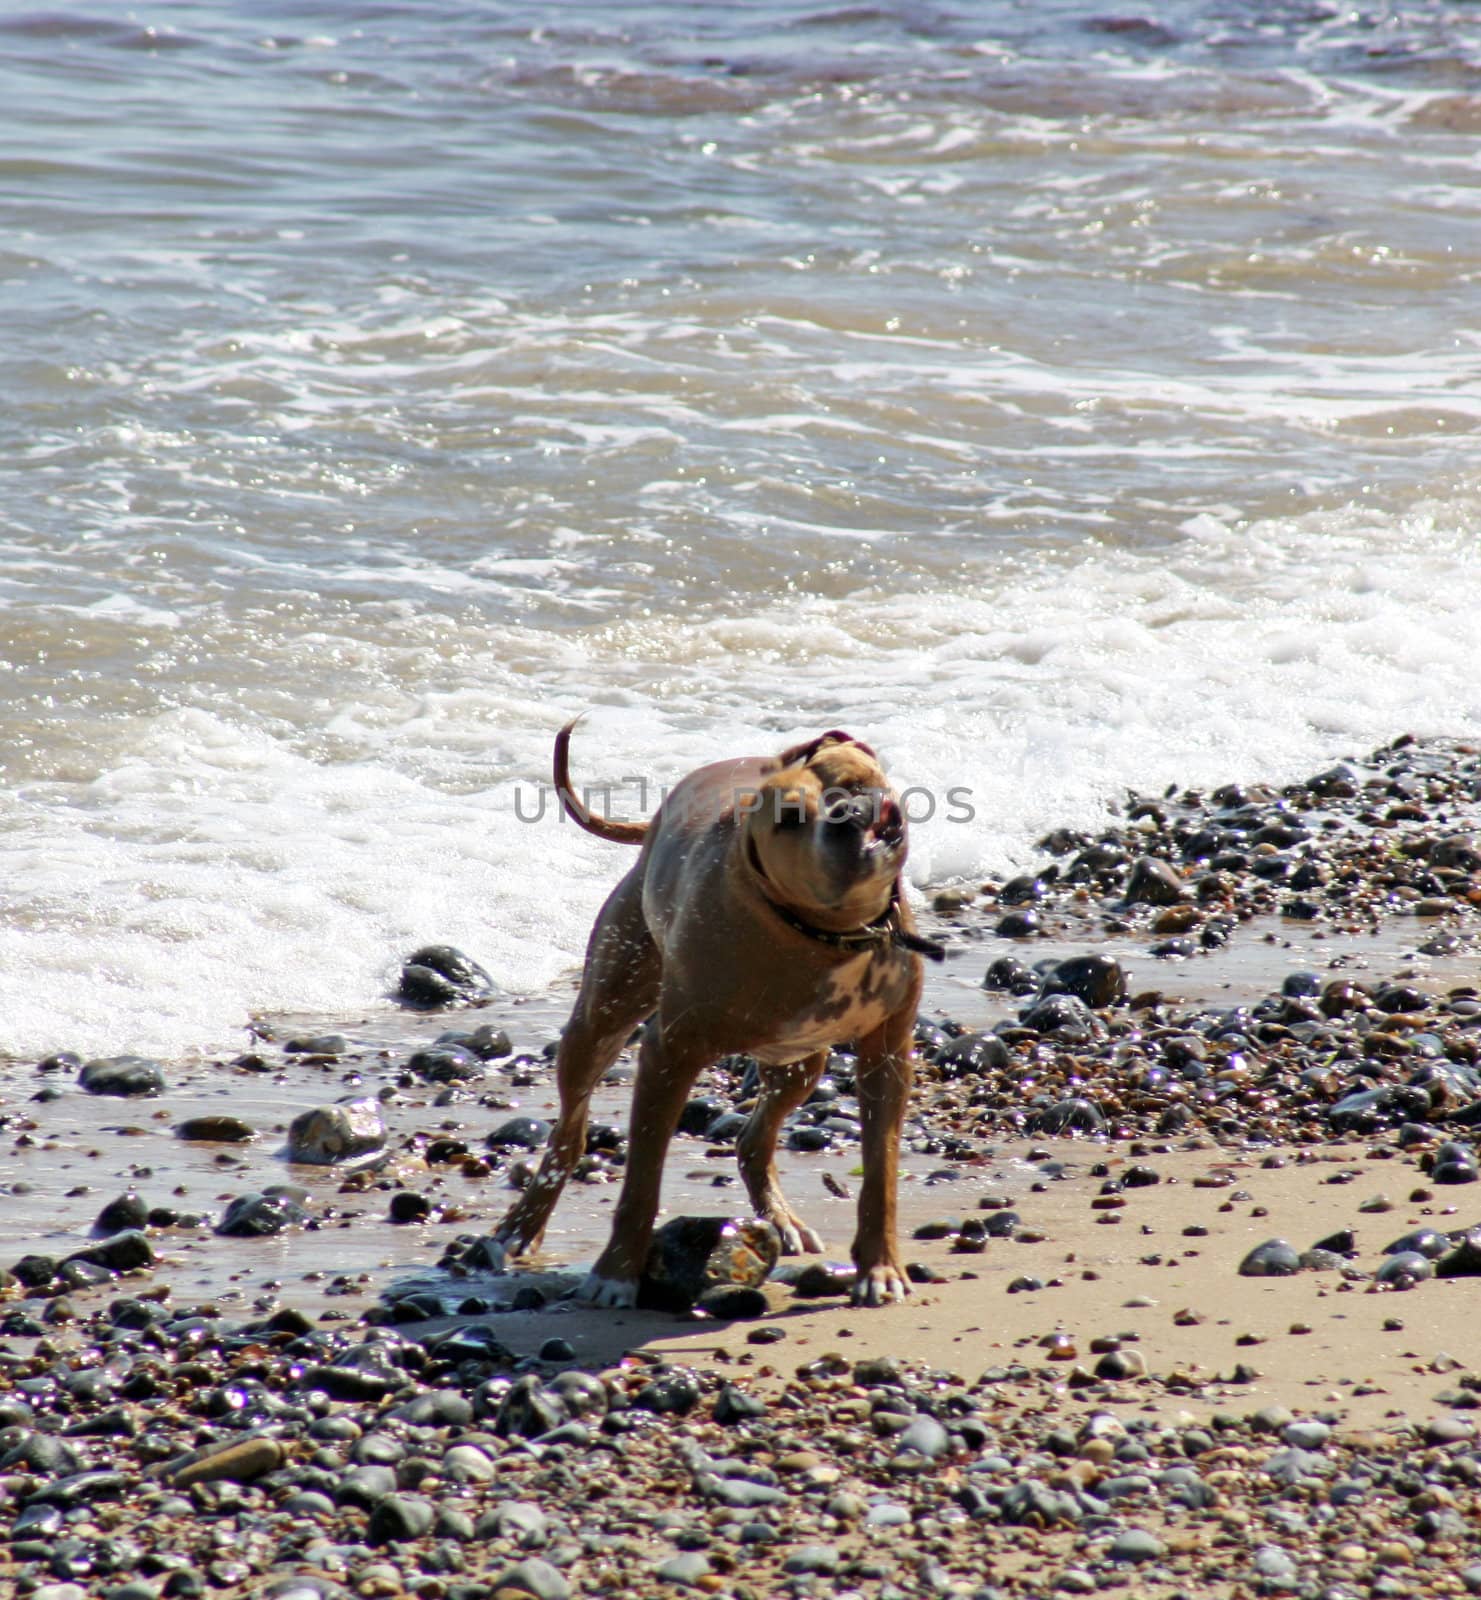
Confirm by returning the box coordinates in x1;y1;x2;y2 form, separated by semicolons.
775;808;808;830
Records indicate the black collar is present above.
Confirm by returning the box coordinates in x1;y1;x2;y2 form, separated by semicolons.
747;847;945;962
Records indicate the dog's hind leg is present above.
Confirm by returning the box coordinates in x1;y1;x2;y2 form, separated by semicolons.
495;878;658;1258
736;1050;828;1253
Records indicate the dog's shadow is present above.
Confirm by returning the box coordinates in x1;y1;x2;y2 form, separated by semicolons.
378;1254;854;1371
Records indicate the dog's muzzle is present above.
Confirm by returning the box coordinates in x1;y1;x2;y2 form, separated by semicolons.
824;793;904;854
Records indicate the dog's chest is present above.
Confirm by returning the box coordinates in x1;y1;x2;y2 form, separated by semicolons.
750;950;912;1064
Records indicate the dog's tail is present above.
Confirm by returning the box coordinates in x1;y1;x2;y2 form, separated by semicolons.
553;717;648;845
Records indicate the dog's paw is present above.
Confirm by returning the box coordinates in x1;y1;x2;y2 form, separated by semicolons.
773;1217;825;1255
851;1263;911;1307
492;1216;534;1254
579;1270;638;1308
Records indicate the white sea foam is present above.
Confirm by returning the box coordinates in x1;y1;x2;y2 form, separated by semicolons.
2;492;1477;1064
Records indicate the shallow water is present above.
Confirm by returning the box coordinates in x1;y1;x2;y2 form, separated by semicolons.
3;2;1480;1061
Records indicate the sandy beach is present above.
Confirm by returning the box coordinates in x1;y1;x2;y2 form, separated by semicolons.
2;736;1479;1598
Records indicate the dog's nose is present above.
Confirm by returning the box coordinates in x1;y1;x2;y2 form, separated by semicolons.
824;794;876;832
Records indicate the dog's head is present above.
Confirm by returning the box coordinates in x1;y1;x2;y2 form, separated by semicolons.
738;732;906;927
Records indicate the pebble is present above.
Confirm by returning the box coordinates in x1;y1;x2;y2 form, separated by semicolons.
286;1099;388;1165
655;1552;711;1585
896;1414;950;1459
215;1190;308;1237
490;1558;571;1600
398;943;497;1007
1109;1528;1165;1562
367;1493;435;1544
175;1115;255;1142
1124;857;1185;906
170;1436;285;1487
78;1055;165;1097
1238;1239;1302;1277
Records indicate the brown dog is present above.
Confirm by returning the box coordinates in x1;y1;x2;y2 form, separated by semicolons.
495;720;941;1308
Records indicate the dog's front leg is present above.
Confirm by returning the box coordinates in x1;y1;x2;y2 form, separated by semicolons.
737;1050;828;1253
850;998;919;1307
582;1024;709;1307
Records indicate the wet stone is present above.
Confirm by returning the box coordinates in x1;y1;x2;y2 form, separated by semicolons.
1039;953;1128;1008
1239;1239;1302;1277
1028;1096;1106;1135
1282;970;1323;997
170;1436;285;1488
10;1254;60;1292
1125;857;1185;906
335;1462;398;1508
999;873;1047;905
175;1115;254;1142
215;1191;308;1238
1435;1230;1481;1277
2;1433;82;1476
678;1095;728;1135
1384;1228;1448;1259
695;1285;769;1320
638;1216;780;1312
635;1367;702;1415
774;1258;848;1299
1020;993;1098;1037
983;956;1038;994
286;1099;387;1165
30;1469;130;1507
408;1045;485;1083
388;1190;430;1223
276;1037;348;1062
94;1192;150;1234
398;944;496;1007
69;1229;155;1274
932;1031;1011;1077
389;1389;473;1428
79;1056;165;1097
486;1116;551;1150
1375;1252;1433;1288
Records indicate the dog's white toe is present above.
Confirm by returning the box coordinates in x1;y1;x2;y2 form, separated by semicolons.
580;1270;638;1308
852;1264;910;1307
774;1219;825;1255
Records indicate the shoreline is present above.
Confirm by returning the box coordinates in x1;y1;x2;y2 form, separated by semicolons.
2;734;1479;1597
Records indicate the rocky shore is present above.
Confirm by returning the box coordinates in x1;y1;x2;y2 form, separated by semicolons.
3;734;1480;1600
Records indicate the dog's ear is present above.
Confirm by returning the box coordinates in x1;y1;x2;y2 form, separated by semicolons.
778;729;877;768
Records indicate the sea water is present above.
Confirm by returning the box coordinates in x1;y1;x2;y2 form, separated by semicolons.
3;2;1479;1060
